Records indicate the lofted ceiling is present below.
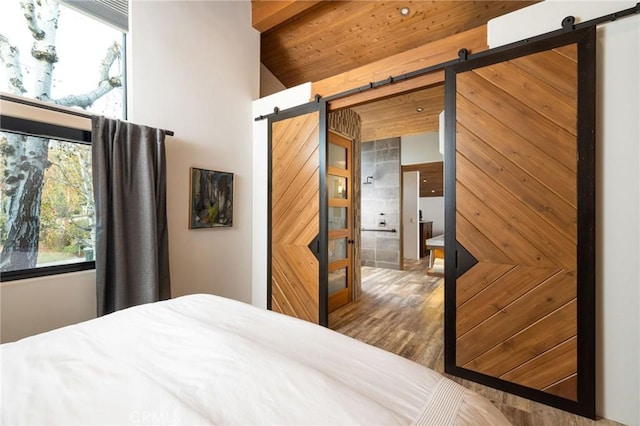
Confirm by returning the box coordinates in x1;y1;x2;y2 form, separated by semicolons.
351;83;444;141
254;0;537;140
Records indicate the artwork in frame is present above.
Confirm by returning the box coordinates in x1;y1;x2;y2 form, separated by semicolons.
189;167;234;229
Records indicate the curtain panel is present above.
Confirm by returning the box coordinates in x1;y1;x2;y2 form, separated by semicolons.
92;116;171;316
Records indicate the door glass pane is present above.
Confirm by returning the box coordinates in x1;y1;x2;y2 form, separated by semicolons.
328;175;347;199
329;267;347;295
329;142;347;169
328;238;347;261
329;207;347;230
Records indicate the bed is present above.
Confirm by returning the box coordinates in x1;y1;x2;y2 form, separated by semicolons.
0;294;510;425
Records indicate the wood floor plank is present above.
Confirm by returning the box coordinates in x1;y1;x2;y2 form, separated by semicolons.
330;264;619;425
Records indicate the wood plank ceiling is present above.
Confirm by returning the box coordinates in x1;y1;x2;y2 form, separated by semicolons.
254;1;537;140
352;83;444;141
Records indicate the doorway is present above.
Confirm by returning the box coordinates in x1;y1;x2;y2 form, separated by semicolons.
351;84;445;275
330;26;596;419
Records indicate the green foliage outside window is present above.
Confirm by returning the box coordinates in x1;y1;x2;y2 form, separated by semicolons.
0;0;124;274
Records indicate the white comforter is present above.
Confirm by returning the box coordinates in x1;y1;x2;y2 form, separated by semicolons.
0;294;510;425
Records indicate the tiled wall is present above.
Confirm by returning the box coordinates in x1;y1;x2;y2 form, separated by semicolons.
361;138;401;269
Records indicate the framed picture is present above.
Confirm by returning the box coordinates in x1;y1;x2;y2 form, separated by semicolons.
189;167;234;229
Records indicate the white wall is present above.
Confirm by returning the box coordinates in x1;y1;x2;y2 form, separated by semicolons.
129;0;259;304
1;1;259;343
0;271;96;343
419;197;444;236
260;63;286;98
400;132;442;165
402;171;420;259
401;131;445;237
251;83;312;308
0;99;98;344
489;2;639;424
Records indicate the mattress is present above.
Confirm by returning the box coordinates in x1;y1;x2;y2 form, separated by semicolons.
0;294;510;425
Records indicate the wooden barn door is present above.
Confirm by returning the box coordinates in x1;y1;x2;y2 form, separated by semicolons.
444;27;596;418
268;102;329;326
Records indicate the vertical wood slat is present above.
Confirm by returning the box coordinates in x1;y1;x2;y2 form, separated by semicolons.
271;111;321;323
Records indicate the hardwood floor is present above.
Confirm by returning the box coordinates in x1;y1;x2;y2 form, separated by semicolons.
329;262;620;426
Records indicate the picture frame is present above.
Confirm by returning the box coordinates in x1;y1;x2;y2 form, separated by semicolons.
189;167;234;229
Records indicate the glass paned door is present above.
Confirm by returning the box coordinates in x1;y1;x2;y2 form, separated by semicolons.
329;207;347;230
328;131;353;313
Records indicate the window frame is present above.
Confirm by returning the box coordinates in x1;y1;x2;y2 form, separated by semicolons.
0;115;96;282
0;0;129;281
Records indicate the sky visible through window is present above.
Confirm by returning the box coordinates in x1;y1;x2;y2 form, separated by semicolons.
0;0;124;118
0;0;124;274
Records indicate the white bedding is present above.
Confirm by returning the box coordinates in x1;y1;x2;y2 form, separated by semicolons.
0;294;510;425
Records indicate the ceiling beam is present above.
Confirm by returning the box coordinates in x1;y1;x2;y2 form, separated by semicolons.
312;25;488;105
252;0;322;33
326;72;445;112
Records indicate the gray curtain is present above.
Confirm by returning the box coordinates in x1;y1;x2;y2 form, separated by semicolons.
92;116;171;316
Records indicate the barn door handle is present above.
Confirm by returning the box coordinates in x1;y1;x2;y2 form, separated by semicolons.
307;234;320;261
455;241;478;278
347;239;354;244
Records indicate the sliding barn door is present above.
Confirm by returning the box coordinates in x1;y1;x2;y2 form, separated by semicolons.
444;27;595;418
268;102;328;326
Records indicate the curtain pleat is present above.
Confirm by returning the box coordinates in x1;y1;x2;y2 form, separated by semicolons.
92;116;171;316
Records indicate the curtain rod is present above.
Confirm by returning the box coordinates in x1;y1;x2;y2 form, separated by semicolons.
0;94;175;136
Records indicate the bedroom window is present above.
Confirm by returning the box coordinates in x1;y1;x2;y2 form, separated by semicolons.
0;122;94;280
0;0;127;280
0;0;126;119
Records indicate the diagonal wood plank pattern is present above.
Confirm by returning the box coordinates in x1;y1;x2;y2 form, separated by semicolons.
271;112;320;323
331;265;618;425
454;45;579;400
